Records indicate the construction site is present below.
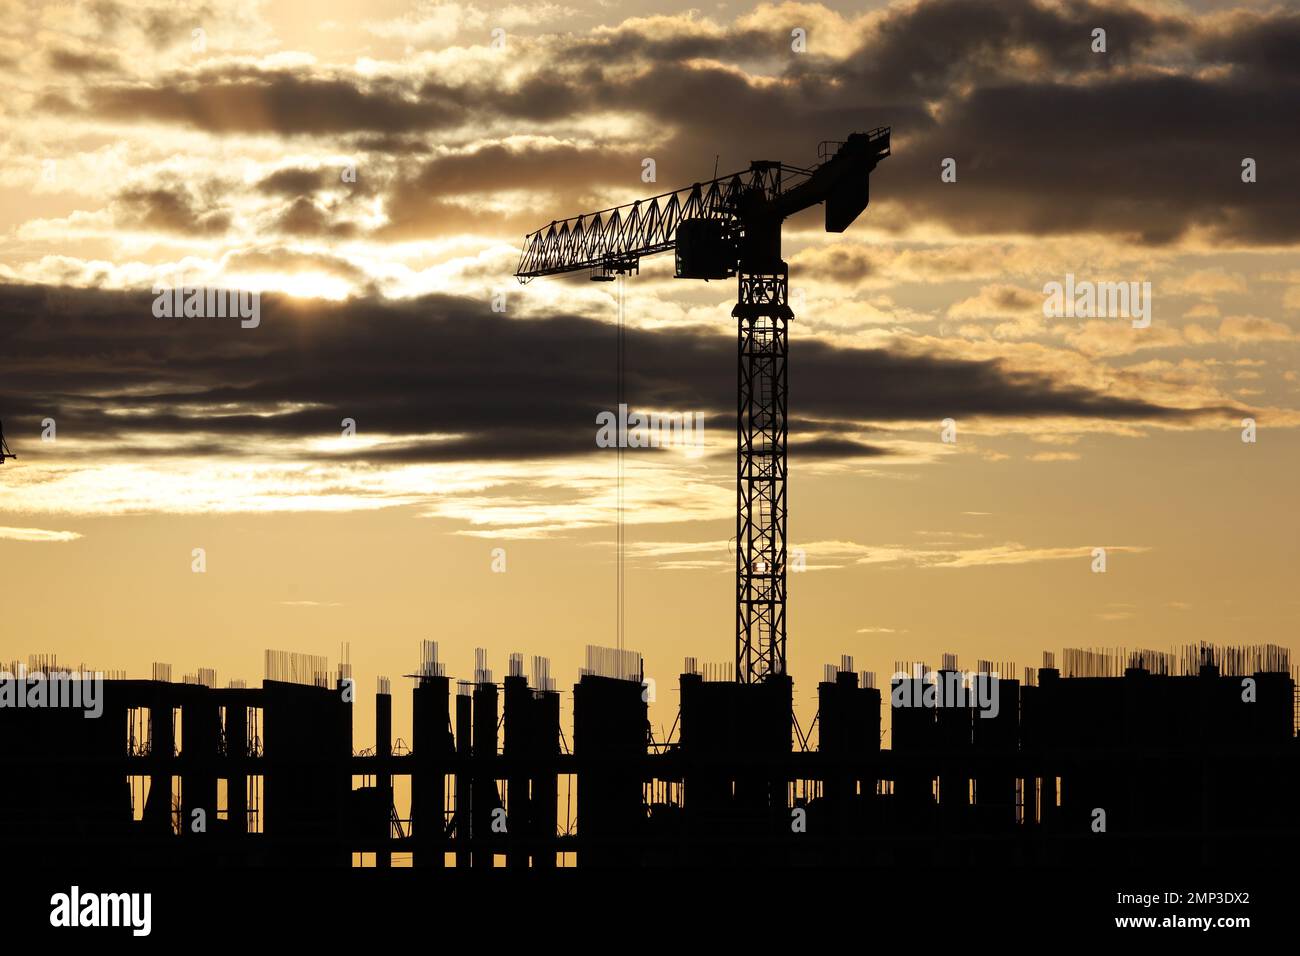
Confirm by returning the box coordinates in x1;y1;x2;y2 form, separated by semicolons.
3;128;1298;872
2;641;1297;869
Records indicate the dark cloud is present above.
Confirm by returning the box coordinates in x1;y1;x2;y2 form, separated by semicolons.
81;72;463;135
402;143;638;196
256;165;380;198
256;167;334;197
835;0;1189;102
86;0;224;46
564;25;779;65
270;197;357;238
44;0;1295;245
878;73;1300;245
790;246;876;283
378;142;648;240
792;437;892;459
46;47;121;74
1195;9;1300;81
114;183;231;235
0;283;1237;467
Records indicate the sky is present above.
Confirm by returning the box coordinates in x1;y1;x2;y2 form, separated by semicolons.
1;0;1298;752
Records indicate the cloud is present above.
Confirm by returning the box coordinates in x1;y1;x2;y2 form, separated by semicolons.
1163;269;1248;298
894;543;1149;569
365;2;582;44
614;534;1149;574
948;285;1042;319
0;526;83;542
1058;313;1300;356
46;47;121;74
222;248;373;287
6;0;1300;528
1096;610;1135;621
73;69;465;136
631;537;1150;572
1217;315;1298;343
256;166;373;198
32;0;1299;247
269;197;358;238
0;282;1233;481
113;182;231;235
1028;451;1081;462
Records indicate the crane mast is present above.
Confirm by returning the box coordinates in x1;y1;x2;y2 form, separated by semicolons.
516;128;890;683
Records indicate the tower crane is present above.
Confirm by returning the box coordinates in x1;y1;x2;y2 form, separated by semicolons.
0;420;14;463
515;128;890;684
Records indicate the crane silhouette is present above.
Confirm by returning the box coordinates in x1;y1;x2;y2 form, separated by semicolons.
516;128;890;684
0;419;15;464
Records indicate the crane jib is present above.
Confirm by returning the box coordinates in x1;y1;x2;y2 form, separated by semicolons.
514;127;888;280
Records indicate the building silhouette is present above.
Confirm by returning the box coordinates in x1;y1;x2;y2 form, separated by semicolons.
2;642;1296;868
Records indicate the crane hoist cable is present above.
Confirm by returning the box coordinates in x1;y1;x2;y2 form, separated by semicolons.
616;273;626;653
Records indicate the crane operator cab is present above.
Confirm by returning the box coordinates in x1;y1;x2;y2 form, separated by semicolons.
674;218;737;280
